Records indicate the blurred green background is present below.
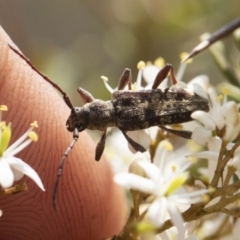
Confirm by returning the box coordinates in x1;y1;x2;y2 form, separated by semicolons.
0;0;239;104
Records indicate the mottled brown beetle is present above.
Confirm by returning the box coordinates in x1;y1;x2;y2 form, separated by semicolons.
9;44;209;209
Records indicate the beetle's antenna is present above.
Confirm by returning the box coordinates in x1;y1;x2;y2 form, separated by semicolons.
8;43;74;110
182;17;240;62
52;128;79;211
9;43;79;211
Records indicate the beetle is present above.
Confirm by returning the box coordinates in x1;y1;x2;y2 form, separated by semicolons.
9;44;209;209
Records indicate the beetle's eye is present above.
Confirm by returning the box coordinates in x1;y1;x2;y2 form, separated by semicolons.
75;107;81;113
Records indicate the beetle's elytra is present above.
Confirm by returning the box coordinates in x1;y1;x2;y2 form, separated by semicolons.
9;44;209;209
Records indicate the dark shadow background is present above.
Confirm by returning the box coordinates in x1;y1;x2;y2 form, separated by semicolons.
0;0;239;104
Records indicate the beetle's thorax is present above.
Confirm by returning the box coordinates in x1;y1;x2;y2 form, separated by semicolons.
83;100;116;130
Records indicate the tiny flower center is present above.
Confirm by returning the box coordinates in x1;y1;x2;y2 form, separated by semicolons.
137;61;145;70
222;87;230;96
154;57;165;68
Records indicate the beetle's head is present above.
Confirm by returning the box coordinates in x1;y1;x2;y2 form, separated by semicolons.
66;107;88;132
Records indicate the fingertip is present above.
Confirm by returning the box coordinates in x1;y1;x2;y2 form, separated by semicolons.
0;26;126;239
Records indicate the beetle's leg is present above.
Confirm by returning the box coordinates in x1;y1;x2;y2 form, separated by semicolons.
117;68;132;90
77;87;95;104
95;130;107;161
152;64;178;89
121;131;146;152
159;126;192;139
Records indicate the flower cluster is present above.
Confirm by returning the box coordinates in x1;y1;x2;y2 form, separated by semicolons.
99;49;240;239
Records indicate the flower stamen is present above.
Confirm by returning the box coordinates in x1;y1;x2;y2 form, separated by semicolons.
0;105;8;111
28;131;38;142
154;57;165;68
101;76;114;94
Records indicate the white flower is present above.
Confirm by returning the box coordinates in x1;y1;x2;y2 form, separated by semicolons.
153;139;192;176
114;159;208;240
191;91;240;145
0;105;45;191
142;64;162;85
189;89;240;181
187;137;222;181
185;75;212;100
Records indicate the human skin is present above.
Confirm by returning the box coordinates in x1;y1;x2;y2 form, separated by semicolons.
0;26;126;240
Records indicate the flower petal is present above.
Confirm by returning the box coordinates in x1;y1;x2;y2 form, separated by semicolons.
221;101;240;142
192;83;208;99
187;75;210;97
167;201;185;240
159;231;171;240
186;234;198;240
227;146;240;171
148;198;165;226
143;65;160;84
7;157;45;191
191;127;212;146
185;220;198;238
188;75;209;88
137;161;160;183
207;137;221;152
11;167;24;181
189;151;219;161
0;158;14;188
191;111;215;131
114;173;156;194
154;140;173;172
